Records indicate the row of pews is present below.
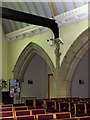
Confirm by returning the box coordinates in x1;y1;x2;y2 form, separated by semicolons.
25;97;90;117
0;97;90;120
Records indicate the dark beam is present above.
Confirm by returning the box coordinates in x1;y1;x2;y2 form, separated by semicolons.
0;7;59;39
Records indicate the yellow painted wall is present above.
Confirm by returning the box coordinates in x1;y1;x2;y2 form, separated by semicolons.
60;20;88;63
7;30;55;79
2;28;8;91
0;21;2;80
2;19;88;91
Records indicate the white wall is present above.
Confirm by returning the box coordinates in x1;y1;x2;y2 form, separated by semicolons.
71;51;89;98
21;53;51;99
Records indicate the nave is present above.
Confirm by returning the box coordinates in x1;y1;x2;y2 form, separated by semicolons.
0;97;90;120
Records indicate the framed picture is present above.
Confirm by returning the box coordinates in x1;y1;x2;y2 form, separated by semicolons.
9;79;20;98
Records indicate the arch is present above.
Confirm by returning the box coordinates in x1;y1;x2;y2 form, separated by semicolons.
59;28;90;97
13;42;55;81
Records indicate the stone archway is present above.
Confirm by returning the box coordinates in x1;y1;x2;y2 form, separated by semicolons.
13;42;55;81
56;28;90;97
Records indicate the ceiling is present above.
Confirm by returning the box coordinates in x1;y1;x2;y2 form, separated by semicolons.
1;0;89;34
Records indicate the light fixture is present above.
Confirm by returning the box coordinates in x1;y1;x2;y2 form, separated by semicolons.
54;38;64;45
47;38;64;46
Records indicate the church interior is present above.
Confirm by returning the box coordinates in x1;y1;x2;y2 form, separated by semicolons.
0;0;90;120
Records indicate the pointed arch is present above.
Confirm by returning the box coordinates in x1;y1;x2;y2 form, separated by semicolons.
59;28;90;97
13;42;55;81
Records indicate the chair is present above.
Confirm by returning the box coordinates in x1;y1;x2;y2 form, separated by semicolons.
50;98;59;101
70;102;77;117
15;110;31;116
36;113;53;120
74;103;85;117
1;104;13;108
71;98;79;103
59;102;70;112
62;118;78;120
53;112;71;119
85;98;90;103
16;115;35;120
45;100;59;113
14;106;28;111
35;99;44;109
13;103;25;107
1;117;14;120
0;107;13;112
43;98;50;101
25;100;35;109
79;116;90;120
66;98;76;102
86;103;90;115
30;109;46;115
0;111;13;117
58;98;66;102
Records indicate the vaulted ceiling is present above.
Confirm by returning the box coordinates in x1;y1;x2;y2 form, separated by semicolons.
1;0;89;34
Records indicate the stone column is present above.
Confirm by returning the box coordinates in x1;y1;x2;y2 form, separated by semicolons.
54;42;61;68
53;42;61;97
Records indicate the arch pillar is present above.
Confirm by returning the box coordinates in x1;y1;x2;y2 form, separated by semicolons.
56;28;90;97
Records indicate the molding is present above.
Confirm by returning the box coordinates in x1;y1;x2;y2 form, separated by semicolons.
13;42;55;80
5;4;88;41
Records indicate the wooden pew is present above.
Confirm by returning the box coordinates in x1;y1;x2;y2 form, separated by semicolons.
53;112;71;119
14;106;28;111
30;109;46;115
15;110;31;117
16;115;35;120
1;117;14;120
36;113;53;120
0;111;13;118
